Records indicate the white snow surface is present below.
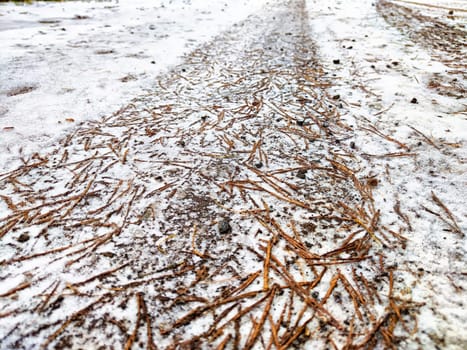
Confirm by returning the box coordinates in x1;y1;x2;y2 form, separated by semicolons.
0;0;273;171
307;0;466;348
0;0;466;349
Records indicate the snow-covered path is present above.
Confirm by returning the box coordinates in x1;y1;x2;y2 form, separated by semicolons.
0;0;272;171
0;0;466;349
307;0;467;348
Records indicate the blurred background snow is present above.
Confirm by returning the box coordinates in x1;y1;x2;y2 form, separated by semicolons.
0;0;274;170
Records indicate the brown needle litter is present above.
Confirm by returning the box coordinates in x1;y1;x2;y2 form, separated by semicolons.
0;1;423;348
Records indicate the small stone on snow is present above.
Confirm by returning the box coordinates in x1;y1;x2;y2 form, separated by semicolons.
218;220;231;235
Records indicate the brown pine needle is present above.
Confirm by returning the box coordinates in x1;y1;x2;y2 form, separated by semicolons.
431;191;463;236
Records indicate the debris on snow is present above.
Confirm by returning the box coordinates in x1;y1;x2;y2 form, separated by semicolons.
0;0;466;349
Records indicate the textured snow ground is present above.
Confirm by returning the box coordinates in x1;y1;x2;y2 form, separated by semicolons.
0;0;466;349
0;0;273;172
307;0;466;348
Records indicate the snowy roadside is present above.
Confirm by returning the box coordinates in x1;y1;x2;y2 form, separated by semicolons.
307;0;466;348
0;0;272;172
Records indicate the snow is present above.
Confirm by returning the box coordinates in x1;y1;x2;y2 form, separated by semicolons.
0;0;466;349
0;0;272;172
307;0;466;348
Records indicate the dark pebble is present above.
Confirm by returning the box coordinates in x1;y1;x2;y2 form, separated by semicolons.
410;97;418;104
296;169;307;179
334;292;342;303
255;162;263;169
296;119;304;126
151;61;156;64
392;61;399;66
101;251;115;258
350;141;356;149
17;233;30;243
332;94;340;100
73;15;89;20
333;59;340;64
218;220;232;235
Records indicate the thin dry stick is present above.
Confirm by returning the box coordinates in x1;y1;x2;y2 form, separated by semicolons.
71;263;129;287
263;239;273;291
2;235;99;265
124;293;144;350
211;289;274;341
407;125;440;150
244;285;277;350
224;271;261;299
164;290;263;333
280;317;314;350
216;334;232;350
35;280;60;314
0;281;31;298
393;0;467;12
41;293;110;349
431;191;463;235
265;249;343;330
338;271;364;321
206;303;239;340
361;124;409;150
267;313;280;350
142;301;158;350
